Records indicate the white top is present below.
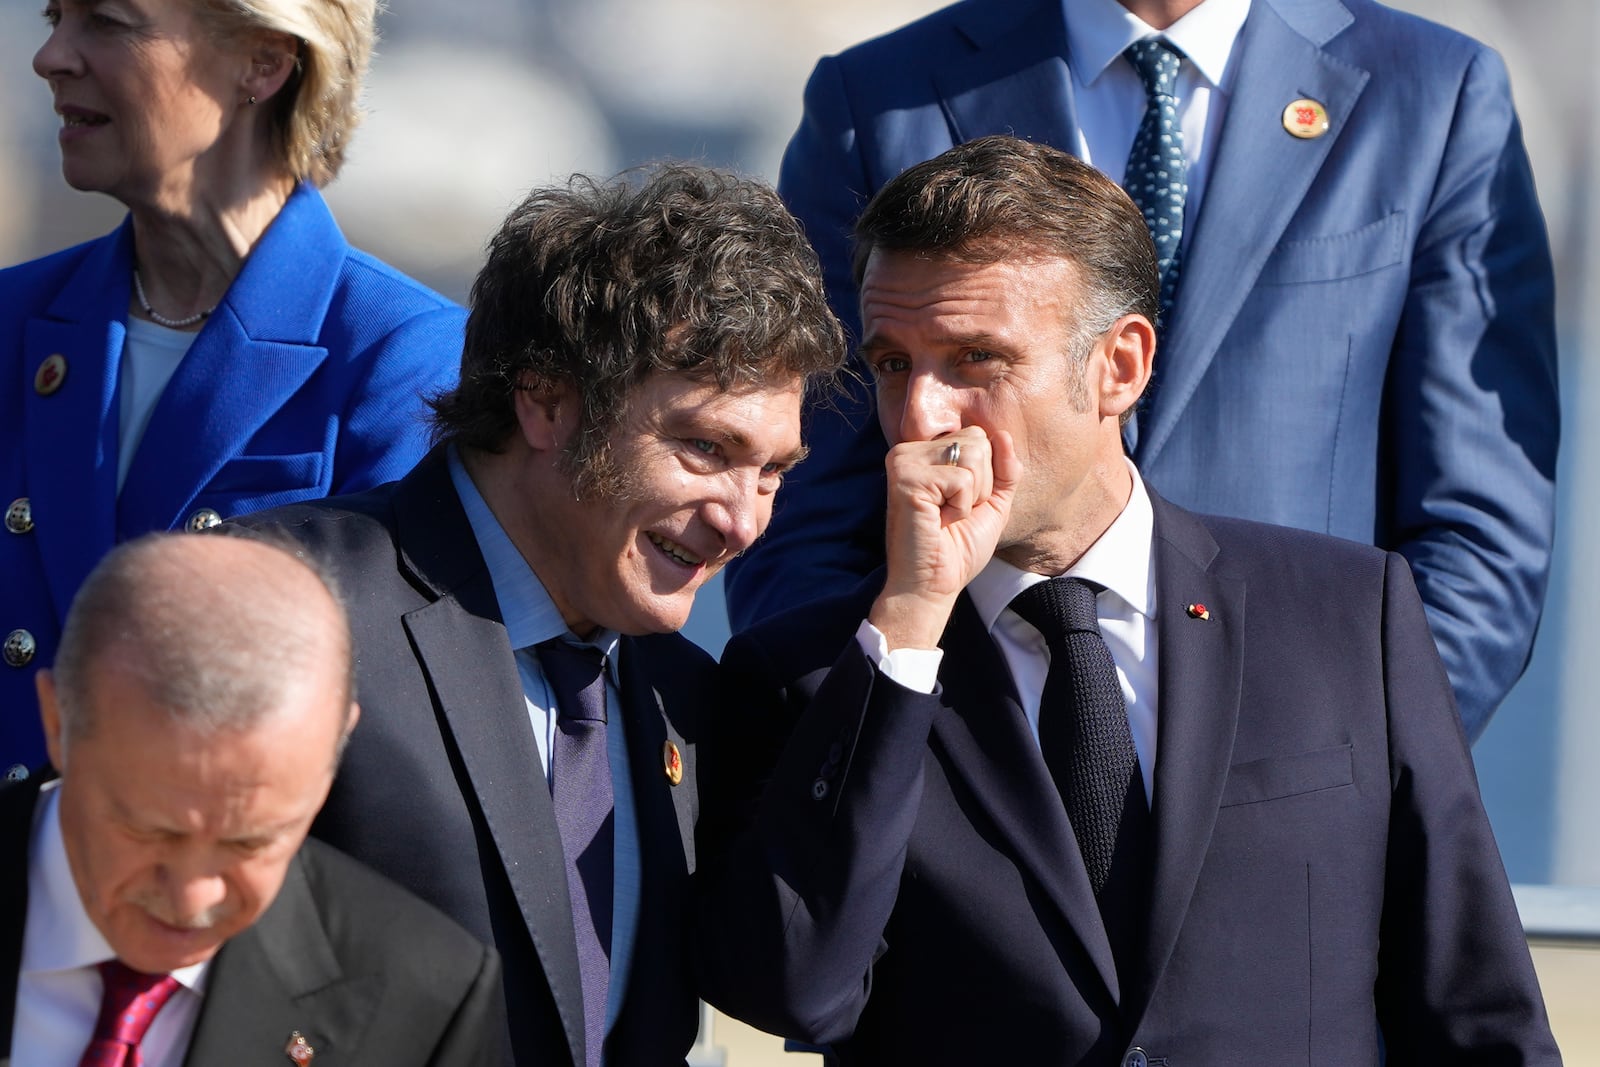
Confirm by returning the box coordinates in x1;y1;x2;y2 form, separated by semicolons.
13;783;208;1067
117;318;197;491
1062;0;1253;243
861;463;1160;803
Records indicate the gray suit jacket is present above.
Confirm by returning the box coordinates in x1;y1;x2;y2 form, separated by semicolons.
0;775;502;1066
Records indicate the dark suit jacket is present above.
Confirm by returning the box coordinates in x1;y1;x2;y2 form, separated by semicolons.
723;0;1559;740
700;491;1559;1064
0;775;501;1066
233;447;712;1067
0;182;463;766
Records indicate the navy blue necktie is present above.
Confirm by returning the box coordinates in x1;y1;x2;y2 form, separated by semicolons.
538;639;614;1067
1123;38;1189;327
1010;577;1151;971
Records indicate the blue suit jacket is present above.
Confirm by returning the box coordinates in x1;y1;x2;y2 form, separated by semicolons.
724;0;1559;739
702;491;1558;1063
0;184;462;765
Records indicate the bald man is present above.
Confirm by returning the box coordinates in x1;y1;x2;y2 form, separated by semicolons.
1;534;501;1067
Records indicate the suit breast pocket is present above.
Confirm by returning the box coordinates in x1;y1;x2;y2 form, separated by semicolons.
1256;212;1407;286
200;452;328;518
1218;743;1353;808
206;452;326;493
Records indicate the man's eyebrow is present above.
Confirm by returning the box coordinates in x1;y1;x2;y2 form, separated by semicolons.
860;331;1009;356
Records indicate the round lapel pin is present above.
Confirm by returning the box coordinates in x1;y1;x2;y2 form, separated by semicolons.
663;739;683;786
34;353;67;395
1186;603;1211;621
1282;97;1330;139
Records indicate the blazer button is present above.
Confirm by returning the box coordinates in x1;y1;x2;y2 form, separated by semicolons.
4;765;27;782
1122;1048;1150;1067
811;778;829;800
185;508;223;532
3;629;37;668
5;498;33;535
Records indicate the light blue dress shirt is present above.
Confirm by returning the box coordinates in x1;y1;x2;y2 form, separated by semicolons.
447;448;641;1031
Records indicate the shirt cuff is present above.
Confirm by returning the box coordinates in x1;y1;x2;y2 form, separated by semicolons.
855;619;942;694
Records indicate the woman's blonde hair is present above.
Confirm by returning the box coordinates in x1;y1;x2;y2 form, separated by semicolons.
195;0;378;187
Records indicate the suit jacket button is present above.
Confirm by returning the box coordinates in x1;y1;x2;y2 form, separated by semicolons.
185;508;223;532
5;498;32;535
3;629;36;668
4;764;28;782
1122;1049;1150;1067
811;778;829;800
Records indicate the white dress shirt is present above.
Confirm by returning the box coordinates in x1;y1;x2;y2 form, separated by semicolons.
1063;0;1253;246
13;783;208;1067
861;463;1160;803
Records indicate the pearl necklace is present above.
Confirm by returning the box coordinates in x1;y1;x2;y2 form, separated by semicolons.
132;268;215;329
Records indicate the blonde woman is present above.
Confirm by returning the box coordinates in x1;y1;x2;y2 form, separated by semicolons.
2;0;460;765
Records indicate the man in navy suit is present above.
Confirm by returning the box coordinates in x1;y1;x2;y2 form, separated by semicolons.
724;0;1559;740
235;166;844;1066
698;138;1557;1064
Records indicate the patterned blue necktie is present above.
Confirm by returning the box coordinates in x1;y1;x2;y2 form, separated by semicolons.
1123;38;1189;327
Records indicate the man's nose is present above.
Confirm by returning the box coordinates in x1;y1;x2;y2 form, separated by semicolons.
893;371;963;444
705;471;762;557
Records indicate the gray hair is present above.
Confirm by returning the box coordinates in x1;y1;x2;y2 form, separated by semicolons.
52;532;355;744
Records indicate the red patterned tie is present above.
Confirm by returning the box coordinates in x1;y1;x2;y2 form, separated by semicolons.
78;960;182;1067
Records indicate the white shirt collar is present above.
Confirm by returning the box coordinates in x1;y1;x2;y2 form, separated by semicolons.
22;783;209;994
968;459;1156;630
1064;0;1252;91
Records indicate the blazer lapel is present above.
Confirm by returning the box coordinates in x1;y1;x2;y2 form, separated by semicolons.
118;184;344;530
182;852;361;1066
609;642;695;1045
1137;0;1366;466
23;228;132;619
931;595;1121;1005
938;0;1080;150
390;453;587;1067
1122;494;1244;1022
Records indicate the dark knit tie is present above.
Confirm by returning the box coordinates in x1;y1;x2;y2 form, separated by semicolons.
538;639;614;1067
1010;577;1152;969
1123;38;1190;326
79;960;181;1067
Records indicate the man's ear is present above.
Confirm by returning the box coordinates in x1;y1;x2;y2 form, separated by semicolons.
512;375;575;453
37;669;64;772
1097;313;1156;421
241;31;298;105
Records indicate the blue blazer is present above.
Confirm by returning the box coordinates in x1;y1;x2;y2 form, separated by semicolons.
0;184;462;764
723;0;1559;739
702;491;1559;1063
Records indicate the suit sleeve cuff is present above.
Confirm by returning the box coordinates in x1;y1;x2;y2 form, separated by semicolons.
855;620;942;694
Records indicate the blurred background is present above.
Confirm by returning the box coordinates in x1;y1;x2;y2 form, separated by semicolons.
2;0;1594;890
